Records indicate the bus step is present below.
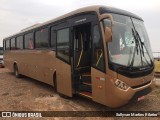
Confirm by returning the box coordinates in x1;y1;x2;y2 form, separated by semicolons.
82;72;91;76
82;82;91;86
78;91;92;99
81;77;91;83
81;73;91;83
78;84;92;92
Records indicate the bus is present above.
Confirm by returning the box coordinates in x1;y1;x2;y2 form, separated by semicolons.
3;5;154;108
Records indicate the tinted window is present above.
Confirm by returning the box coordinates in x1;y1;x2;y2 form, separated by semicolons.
5;40;10;50
16;36;23;49
11;38;16;50
35;28;49;48
0;47;3;55
51;27;56;50
3;41;5;50
92;25;105;71
57;28;70;62
24;33;34;49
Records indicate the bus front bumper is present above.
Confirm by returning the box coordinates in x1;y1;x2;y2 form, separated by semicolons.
105;79;154;108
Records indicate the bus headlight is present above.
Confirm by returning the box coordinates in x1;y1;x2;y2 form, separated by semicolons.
114;79;129;90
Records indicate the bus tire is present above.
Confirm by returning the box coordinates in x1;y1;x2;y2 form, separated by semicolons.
14;64;21;78
53;73;57;92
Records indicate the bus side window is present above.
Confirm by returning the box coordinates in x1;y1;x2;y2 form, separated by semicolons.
11;38;16;50
3;41;5;51
24;33;34;49
56;28;70;62
35;28;49;48
5;39;10;50
51;27;56;50
16;36;23;50
92;25;105;71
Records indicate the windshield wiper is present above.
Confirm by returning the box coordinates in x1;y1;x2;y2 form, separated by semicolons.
135;30;144;67
135;30;145;56
129;28;141;68
135;30;153;66
129;28;153;69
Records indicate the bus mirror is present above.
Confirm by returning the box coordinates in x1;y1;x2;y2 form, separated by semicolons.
105;27;112;42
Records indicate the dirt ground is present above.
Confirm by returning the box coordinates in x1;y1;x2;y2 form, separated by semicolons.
0;68;160;120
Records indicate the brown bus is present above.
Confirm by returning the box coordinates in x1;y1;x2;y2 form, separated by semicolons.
3;5;154;108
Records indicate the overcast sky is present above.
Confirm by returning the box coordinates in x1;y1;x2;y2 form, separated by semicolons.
0;0;160;52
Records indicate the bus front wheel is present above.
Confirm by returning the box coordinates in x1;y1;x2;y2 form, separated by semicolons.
14;64;21;78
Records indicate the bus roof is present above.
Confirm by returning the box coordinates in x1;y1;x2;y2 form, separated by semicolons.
4;5;143;40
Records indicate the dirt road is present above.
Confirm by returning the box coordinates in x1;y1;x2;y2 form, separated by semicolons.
0;68;159;119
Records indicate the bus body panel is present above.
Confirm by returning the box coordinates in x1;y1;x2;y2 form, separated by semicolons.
55;58;72;97
4;50;73;97
117;72;154;87
105;69;154;108
4;50;56;85
91;67;107;105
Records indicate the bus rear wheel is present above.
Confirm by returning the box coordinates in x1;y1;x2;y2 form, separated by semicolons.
14;64;21;78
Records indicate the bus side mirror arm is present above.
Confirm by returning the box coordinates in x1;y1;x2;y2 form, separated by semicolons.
105;27;112;42
99;14;113;42
99;14;114;25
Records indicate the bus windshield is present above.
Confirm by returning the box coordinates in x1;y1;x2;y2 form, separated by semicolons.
103;14;153;68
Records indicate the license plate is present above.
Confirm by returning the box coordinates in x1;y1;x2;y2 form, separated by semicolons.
138;96;145;101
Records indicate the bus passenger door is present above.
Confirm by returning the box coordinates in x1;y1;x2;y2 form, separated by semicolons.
91;24;107;105
71;23;92;98
55;26;72;97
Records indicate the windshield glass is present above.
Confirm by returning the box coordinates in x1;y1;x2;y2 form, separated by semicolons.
104;14;153;68
132;18;153;67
